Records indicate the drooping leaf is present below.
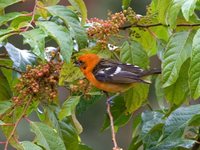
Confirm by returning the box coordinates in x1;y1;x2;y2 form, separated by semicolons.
122;0;132;10
181;0;198;21
0;69;12;100
21;28;47;59
58;96;80;120
0;0;21;9
68;0;87;25
4;43;36;71
30;122;66;150
0;101;12;114
164;59;190;105
36;21;73;63
47;5;88;49
59;63;84;85
120;41;149;113
162;31;194;88
21;141;43;150
189;29;200;99
0;12;24;26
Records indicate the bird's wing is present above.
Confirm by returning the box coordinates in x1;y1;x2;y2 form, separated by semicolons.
92;59;148;84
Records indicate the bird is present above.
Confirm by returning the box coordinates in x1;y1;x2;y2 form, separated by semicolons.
74;53;161;94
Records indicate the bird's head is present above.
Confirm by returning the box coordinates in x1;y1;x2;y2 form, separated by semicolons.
75;53;101;73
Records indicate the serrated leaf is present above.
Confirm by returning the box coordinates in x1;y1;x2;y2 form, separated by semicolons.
181;0;198;21
4;43;36;71
124;84;149;114
0;12;24;26
0;101;12;114
47;5;87;49
0;70;12;100
189;29;200;99
122;0;132;10
59;63;84;85
164;59;190;105
101;95;131;131
21;141;42;150
120;41;149;69
30;122;66;150
68;0;87;25
162;31;194;88
37;21;73;63
0;0;21;9
58;96;80;120
21;28;47;59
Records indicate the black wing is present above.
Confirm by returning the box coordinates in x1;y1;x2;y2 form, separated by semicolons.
92;59;149;84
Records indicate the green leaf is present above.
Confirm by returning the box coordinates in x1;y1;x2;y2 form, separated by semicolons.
156;0;172;24
58;96;80;120
162;31;194;88
21;141;43;150
47;5;88;49
0;12;23;26
0;0;21;9
68;0;87;25
59;118;80;149
130;28;157;56
41;0;60;6
59;63;84;85
120;41;149;69
166;0;184;28
164;59;190;105
30;122;66;150
124;84;149;114
0;29;14;36
36;21;73;63
0;70;12;100
4;43;36;71
21;28;47;59
189;29;200;99
0;101;12;114
122;0;132;10
164;104;200;137
181;0;198;21
101;95;132;131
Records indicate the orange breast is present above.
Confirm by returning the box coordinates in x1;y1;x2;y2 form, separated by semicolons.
85;72;132;93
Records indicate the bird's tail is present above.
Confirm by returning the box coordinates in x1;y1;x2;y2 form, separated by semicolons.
141;68;161;77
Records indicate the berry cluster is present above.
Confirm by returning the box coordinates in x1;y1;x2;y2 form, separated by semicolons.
87;12;126;48
13;61;63;105
70;79;92;98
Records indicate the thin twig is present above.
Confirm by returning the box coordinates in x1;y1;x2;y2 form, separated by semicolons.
0;64;22;74
22;0;38;32
105;93;122;150
4;97;32;150
120;23;200;30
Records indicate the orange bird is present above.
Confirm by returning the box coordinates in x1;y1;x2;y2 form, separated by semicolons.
75;53;161;93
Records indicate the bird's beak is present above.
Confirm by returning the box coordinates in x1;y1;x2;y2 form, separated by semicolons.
74;60;81;67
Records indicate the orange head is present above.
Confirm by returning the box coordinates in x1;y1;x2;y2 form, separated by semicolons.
75;53;101;74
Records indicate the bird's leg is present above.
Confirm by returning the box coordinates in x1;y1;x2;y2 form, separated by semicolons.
104;92;122;150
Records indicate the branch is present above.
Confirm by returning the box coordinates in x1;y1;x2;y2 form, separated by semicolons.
120;23;200;30
105;93;122;150
4;97;32;150
0;64;22;74
21;0;38;32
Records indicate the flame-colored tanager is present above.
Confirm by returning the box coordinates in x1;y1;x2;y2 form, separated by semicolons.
75;53;161;93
